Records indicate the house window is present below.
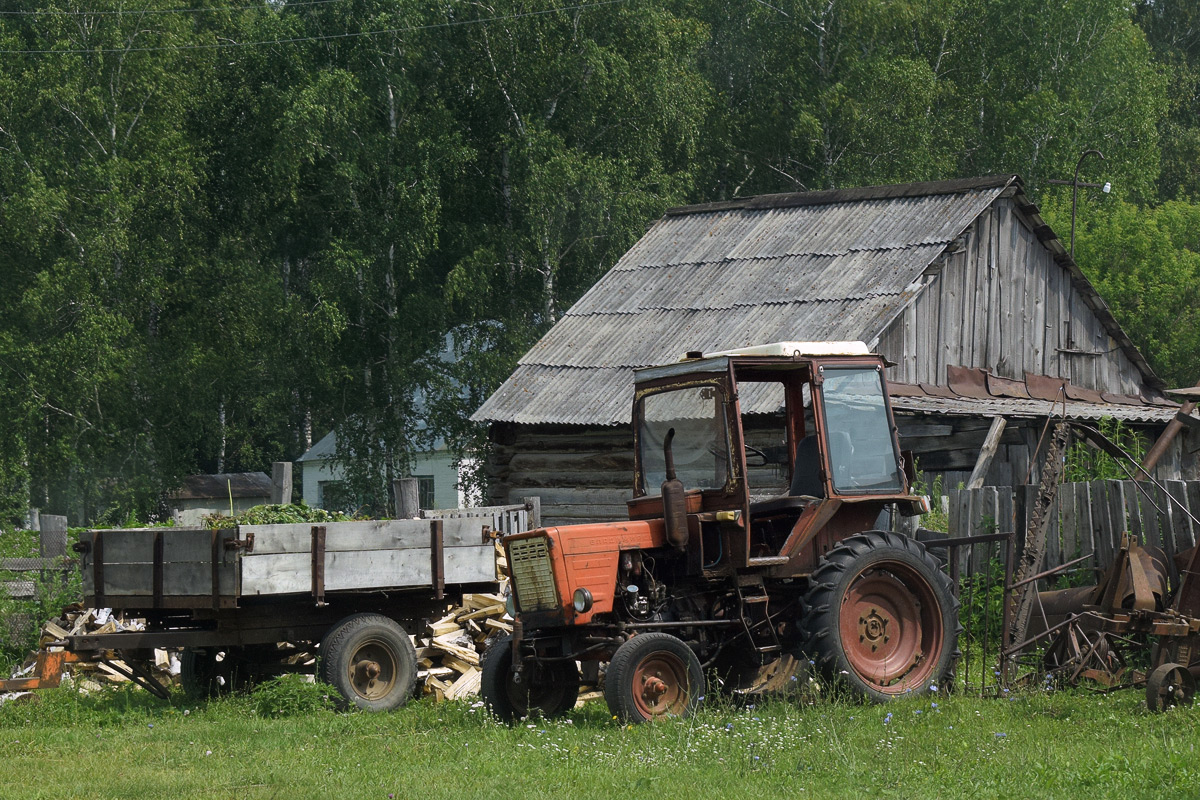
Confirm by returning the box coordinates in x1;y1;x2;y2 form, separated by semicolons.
416;476;436;509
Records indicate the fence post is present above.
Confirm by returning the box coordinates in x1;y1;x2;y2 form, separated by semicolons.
395;478;420;519
39;514;69;595
39;515;67;560
270;462;293;505
523;496;542;530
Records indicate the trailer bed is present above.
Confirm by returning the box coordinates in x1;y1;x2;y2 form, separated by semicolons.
78;518;497;609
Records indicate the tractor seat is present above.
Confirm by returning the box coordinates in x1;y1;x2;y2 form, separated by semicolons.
748;437;824;518
748;494;818;517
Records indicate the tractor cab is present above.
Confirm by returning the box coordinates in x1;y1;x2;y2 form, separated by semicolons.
627;342;926;573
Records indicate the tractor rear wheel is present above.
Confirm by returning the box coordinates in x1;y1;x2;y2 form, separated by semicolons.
480;635;580;722
802;531;959;702
605;632;704;722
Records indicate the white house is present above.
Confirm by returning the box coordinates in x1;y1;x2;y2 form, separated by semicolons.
295;431;463;512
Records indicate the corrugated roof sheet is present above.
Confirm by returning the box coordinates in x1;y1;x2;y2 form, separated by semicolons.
474;178;1017;425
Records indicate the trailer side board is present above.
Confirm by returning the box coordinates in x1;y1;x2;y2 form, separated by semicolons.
237;518;496;597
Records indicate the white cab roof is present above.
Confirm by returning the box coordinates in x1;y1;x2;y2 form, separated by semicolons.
697;341;870;359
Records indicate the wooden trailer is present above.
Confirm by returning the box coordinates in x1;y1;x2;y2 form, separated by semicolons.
51;517;503;710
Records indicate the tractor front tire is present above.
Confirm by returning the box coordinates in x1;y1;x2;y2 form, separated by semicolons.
802;531;959;702
318;613;417;712
480;635;580;722
605;632;705;723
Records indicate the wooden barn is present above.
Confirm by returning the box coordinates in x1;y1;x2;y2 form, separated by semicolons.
473;176;1198;525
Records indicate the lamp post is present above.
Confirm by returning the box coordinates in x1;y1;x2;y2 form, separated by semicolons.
1048;149;1111;259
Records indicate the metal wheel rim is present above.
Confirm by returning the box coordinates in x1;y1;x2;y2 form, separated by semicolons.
839;563;943;694
348;638;398;701
1147;663;1195;711
631;652;690;718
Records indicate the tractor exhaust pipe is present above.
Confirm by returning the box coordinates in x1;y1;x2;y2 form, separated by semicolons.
661;428;689;552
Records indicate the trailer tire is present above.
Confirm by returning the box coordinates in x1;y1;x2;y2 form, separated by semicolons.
802;531;959;702
605;632;704;723
480;635;580;722
319;613;417;712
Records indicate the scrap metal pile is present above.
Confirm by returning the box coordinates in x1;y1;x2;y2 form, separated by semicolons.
999;415;1200;711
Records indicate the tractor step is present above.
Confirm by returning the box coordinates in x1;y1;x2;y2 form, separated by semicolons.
747;556;790;566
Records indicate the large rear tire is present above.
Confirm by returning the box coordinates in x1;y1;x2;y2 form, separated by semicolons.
605;632;704;723
318;613;417;712
480;635;580;722
802;531;959;701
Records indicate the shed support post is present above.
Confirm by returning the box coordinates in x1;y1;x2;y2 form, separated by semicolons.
968;417;1008;490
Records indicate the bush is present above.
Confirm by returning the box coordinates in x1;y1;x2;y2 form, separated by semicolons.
250;674;337;717
203;503;353;529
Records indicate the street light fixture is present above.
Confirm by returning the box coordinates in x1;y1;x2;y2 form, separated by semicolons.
1047;149;1110;259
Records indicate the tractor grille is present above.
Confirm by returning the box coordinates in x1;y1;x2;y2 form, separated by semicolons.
509;536;558;612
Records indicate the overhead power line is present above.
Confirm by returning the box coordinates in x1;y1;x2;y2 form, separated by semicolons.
0;0;631;54
0;0;346;16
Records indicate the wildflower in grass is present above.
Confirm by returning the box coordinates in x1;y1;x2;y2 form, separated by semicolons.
929;684;937;692
884;712;893;724
994;732;1006;738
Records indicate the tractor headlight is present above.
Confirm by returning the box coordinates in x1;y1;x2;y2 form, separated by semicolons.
572;587;594;613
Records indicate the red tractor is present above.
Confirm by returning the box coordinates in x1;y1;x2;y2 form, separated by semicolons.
482;342;959;722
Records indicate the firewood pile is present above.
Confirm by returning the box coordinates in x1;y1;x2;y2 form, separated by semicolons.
416;591;511;701
1;606;180;704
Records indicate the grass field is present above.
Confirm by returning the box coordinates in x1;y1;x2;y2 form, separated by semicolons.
0;680;1196;800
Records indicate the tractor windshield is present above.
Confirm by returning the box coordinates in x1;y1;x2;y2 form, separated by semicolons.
638;384;730;495
820;367;904;494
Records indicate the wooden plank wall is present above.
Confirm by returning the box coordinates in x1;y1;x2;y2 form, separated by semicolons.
875;199;1146;395
947;480;1200;575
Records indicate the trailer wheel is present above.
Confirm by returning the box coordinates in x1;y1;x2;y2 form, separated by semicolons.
802;531;959;702
480;635;580;722
319;613;417;712
605;632;704;723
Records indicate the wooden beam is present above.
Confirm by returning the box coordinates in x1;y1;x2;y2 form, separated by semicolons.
395;477;420;518
967;416;1008;490
270;462;293;505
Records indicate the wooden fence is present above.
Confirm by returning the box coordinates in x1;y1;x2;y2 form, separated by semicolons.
947;480;1200;574
420;498;540;536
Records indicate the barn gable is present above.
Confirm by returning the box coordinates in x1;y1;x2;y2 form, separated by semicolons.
475;175;1162;429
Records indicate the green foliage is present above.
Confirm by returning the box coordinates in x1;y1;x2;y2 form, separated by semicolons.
1049;197;1200;390
0;0;1196;525
911;471;949;533
1063;418;1149;482
202;503;353;529
957;556;1006;648
250;675;336;718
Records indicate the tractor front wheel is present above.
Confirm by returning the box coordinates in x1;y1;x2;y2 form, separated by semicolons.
605;632;704;722
802;531;959;701
480;635;580;722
